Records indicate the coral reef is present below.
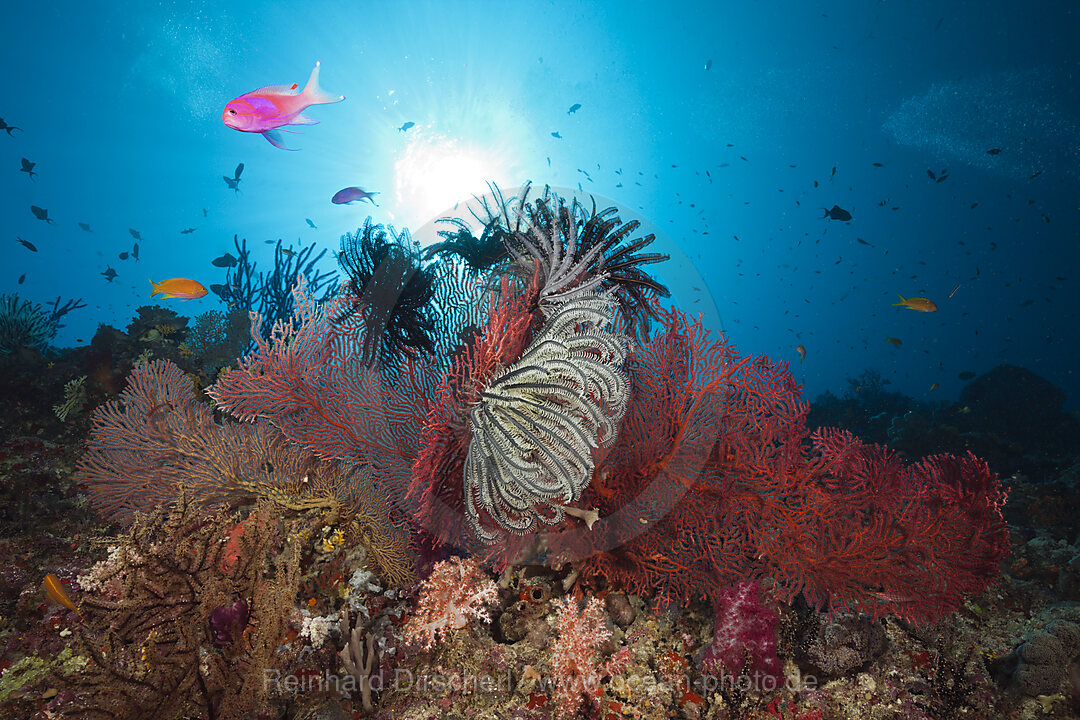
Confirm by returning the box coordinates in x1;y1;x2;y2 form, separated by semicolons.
8;185;1077;720
209;186;1008;628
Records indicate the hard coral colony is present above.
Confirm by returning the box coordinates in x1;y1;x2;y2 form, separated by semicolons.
70;182;1009;718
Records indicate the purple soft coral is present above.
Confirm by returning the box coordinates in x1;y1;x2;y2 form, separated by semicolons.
701;580;782;687
209;598;249;647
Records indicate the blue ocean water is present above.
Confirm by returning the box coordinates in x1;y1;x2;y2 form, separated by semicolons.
3;0;1078;406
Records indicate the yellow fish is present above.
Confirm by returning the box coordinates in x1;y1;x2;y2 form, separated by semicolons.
894;294;938;312
43;573;81;618
885;336;903;347
795;344;806;362
150;278;208;300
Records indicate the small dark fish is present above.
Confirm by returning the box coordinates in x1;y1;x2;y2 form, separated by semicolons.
305;218;317;228
223;176;241;191
119;252;129;260
180;227;197;234
822;205;852;221
855;237;874;247
546;156;551;166
0;117;19;135
551;131;562;139
926;169;936;180
957;371;976;381
280;248;296;257
209;283;229;299
233;162;244;180
986;148;1002;155
830;166;837;180
202;208;208;217
211;252;239;268
1029;170;1042;180
704;59;712;71
567;103;581;115
17;237;37;251
19;157;36;180
936;173;949;183
132;243;140;261
30;206;54;224
872;162;884;167
398;121;415;132
332;186;379;206
17;273;25;284
129;228;142;241
78;222;92;232
102;266;118;282
969;202;979;209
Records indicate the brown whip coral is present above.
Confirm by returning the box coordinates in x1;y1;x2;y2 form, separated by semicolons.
78;358;413;585
58;497;300;720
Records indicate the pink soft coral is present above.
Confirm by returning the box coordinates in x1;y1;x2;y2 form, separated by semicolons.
403;557;499;650
551;596;631;717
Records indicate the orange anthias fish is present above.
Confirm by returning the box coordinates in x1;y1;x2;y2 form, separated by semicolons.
893;294;938;312
43;573;81;618
151;278;208;300
222;61;344;150
795;344;806;362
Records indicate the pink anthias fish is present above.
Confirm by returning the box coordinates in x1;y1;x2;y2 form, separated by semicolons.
332;187;379;206
222;61;344;150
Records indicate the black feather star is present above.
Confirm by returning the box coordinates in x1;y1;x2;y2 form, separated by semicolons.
332;219;439;368
422;182;523;275
511;184;671;338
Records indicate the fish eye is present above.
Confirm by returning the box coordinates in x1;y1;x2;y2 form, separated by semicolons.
228;109;236;114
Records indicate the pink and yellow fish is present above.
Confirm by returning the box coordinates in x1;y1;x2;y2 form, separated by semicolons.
151;278;208;300
223;61;344;150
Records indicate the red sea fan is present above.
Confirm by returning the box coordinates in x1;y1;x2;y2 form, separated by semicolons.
407;272;539;551
757;428;1010;624
548;304;1008;624
208;276;439;510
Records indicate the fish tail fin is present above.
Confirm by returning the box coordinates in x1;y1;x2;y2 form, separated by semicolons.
150;279;164;297
893;294;906;306
302;60;345;105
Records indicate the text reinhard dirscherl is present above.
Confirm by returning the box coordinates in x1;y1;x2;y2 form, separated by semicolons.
264;666;817;698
